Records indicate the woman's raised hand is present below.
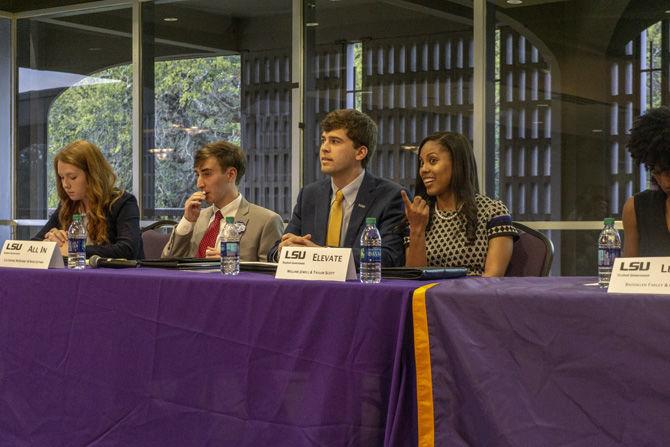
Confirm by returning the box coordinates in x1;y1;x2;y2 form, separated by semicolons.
400;190;429;233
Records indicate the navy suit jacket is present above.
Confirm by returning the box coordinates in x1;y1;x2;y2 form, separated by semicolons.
269;171;406;267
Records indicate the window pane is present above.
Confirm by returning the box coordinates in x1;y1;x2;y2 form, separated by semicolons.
0;225;12;247
16;7;132;222
487;2;670;275
15;225;40;242
143;0;292;220
302;0;474;190
0;18;10;222
549;229;616;277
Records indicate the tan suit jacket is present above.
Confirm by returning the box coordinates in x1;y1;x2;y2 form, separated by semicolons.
161;197;283;262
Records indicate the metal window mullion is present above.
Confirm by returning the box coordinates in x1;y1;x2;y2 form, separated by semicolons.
131;0;141;215
10;14;16;239
662;19;669;107
473;0;487;193
290;0;303;209
13;0;132;19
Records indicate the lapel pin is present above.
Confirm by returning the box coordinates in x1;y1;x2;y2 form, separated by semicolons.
234;221;247;234
357;204;366;208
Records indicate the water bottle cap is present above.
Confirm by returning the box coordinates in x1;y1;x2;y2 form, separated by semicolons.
365;217;377;225
72;213;81;221
225;216;234;224
603;217;615;226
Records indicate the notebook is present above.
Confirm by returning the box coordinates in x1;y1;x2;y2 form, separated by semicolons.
139;258;279;273
381;266;467;280
240;261;278;273
140;258;465;279
139;257;220;270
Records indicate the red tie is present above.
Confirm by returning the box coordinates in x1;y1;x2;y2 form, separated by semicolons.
197;210;223;258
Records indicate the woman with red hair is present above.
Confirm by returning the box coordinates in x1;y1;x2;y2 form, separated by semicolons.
33;140;143;259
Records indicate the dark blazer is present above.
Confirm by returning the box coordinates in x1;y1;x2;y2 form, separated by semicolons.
32;191;144;260
269;171;406;267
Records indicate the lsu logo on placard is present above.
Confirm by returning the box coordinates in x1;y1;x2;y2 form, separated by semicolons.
619;261;650;271
285;249;306;260
4;242;22;251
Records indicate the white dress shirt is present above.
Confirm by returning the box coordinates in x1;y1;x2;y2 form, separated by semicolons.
175;194;243;249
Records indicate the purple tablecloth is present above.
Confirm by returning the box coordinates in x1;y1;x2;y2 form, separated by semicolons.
417;276;670;446
0;267;428;446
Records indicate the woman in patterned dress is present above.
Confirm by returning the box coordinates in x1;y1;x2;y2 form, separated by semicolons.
401;131;517;276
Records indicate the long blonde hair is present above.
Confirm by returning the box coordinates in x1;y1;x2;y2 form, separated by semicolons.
54;140;122;244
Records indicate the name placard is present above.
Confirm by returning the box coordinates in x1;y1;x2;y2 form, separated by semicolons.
276;246;357;282
608;257;670;294
0;240;65;269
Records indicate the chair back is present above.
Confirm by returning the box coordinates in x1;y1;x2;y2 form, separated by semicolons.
505;221;554;277
141;220;177;260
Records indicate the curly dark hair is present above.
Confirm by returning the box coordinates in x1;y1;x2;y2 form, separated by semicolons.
626;106;670;172
414;132;480;245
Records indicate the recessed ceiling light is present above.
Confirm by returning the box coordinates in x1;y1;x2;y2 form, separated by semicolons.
163;17;178;22
305;22;319;27
506;0;523;4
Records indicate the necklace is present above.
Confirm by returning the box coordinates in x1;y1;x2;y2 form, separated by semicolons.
434;205;461;221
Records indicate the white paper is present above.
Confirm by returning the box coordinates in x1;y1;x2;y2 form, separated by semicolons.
608;257;670;294
0;240;65;269
276;246;357;282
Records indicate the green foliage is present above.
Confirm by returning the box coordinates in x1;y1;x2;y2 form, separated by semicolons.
153;56;241;211
47;65;132;207
354;42;363;110
646;21;662;109
47;55;241;212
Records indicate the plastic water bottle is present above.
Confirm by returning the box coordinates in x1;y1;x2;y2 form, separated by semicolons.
597;217;621;288
359;217;382;283
220;216;240;275
67;213;87;269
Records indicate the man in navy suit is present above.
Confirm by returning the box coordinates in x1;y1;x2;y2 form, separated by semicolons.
269;109;405;267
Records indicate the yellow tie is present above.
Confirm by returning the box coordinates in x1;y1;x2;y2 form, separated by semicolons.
326;190;344;247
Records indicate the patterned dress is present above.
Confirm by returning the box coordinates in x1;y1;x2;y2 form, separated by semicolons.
424;194;518;275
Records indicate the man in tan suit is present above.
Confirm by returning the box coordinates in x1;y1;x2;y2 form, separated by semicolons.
161;140;283;261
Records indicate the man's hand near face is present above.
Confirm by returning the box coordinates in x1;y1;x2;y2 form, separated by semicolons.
184;191;206;222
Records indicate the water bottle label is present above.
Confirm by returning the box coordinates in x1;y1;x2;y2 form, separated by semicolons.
598;247;621;267
360;246;381;263
221;241;239;257
68;238;85;253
